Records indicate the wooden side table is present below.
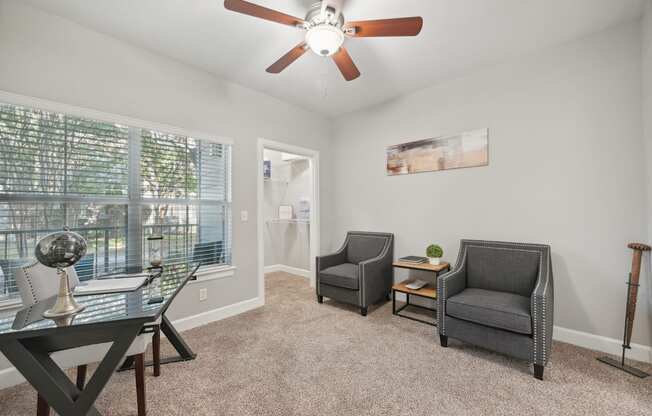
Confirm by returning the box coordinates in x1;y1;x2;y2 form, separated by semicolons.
391;261;450;326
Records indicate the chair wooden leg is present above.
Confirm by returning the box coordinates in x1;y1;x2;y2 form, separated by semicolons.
37;394;49;416
534;364;544;380
153;325;161;377
134;354;147;416
76;364;88;390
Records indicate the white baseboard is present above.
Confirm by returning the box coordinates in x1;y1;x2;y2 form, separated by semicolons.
0;362;35;390
172;297;263;333
264;264;310;278
2;299;650;390
553;325;651;363
0;296;264;390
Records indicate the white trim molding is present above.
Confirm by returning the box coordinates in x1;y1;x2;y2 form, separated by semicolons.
0;90;233;145
256;138;320;307
553;325;652;363
0;296;263;389
1;303;650;389
188;265;237;285
264;264;311;278
172;296;263;333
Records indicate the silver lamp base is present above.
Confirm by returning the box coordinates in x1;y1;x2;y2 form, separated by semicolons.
43;269;86;319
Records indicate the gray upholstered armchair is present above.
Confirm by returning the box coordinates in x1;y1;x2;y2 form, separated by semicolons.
317;232;394;316
437;240;554;380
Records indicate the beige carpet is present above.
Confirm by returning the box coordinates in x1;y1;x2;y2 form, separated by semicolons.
1;271;651;416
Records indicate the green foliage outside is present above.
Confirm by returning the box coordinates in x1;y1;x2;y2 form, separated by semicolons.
0;104;205;264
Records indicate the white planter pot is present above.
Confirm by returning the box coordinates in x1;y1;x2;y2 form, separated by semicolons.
429;257;441;265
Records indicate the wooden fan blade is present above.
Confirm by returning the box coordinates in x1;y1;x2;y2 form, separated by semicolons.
344;17;423;37
266;43;308;74
224;0;305;27
332;47;360;81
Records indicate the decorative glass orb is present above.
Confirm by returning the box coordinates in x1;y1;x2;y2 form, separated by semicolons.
35;230;88;269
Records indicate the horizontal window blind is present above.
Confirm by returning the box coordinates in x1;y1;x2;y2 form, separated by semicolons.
138;130;232;270
0;102;232;303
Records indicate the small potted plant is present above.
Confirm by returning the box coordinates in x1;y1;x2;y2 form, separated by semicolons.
426;244;443;265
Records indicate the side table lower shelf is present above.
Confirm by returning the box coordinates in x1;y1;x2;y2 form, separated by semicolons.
391;261;450;327
392;281;438;326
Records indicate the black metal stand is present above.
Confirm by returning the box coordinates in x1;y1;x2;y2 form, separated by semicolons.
596;274;649;378
392;290;437;326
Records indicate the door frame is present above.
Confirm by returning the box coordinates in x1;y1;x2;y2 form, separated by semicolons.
256;138;320;304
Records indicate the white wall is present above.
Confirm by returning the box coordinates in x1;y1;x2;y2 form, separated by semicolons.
263;149;312;270
644;2;652;241
643;1;652;347
332;22;651;349
0;0;333;372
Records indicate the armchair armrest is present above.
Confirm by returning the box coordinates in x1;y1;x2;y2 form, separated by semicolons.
316;249;347;272
358;245;393;307
437;266;467;336
358;253;392;280
531;255;554;366
437;267;467;299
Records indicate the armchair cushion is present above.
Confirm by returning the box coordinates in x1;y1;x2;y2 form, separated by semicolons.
466;245;540;297
447;288;532;335
347;235;388;264
320;263;359;290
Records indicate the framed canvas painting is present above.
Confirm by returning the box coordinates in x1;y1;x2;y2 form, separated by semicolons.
386;128;488;176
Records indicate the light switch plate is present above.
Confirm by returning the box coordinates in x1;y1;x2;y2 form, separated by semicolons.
240;210;248;222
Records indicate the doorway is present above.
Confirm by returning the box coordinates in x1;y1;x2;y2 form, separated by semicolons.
256;139;319;304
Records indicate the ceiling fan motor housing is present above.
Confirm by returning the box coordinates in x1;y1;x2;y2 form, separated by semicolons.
304;2;345;57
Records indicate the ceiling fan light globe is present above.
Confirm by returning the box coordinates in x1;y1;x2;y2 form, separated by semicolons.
305;25;344;57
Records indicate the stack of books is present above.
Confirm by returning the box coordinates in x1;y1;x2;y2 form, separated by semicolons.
398;256;428;264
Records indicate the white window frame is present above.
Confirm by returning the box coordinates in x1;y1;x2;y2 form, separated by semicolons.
0;90;234;308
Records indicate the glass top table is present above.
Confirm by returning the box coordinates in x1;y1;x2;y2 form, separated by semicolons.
0;262;200;416
0;263;198;338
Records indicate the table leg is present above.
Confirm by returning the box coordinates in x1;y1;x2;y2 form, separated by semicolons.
0;322;143;416
160;315;196;362
392;289;396;315
120;314;196;372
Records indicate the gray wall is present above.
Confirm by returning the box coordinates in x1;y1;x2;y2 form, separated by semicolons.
0;0;333;370
331;22;651;347
263;149;312;270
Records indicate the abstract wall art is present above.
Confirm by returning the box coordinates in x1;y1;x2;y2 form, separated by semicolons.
386;128;488;175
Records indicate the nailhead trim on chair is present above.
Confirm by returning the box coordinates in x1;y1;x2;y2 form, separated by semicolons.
23;262;40;305
357;234;392;307
316;232;393;310
438;248;468;335
439;240;553;367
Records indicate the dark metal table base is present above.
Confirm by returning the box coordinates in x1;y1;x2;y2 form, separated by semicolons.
597;356;650;378
0;321;145;416
392;291;437;326
119;315;196;372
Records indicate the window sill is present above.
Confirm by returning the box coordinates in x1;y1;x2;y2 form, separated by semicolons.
0;266;237;310
188;265;236;285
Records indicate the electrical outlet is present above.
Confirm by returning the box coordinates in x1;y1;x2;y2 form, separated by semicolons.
199;288;207;302
240;210;248;222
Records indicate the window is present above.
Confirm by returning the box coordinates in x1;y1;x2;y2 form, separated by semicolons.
0;102;232;302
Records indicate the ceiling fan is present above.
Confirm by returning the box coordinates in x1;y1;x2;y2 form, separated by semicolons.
223;0;423;81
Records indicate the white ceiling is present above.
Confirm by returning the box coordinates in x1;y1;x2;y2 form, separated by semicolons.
25;0;645;117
